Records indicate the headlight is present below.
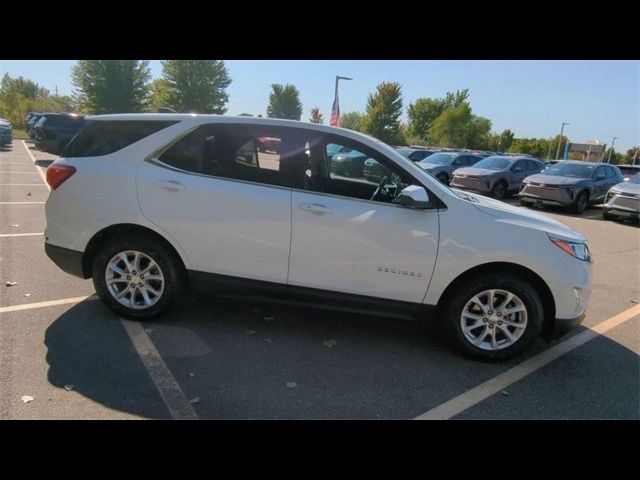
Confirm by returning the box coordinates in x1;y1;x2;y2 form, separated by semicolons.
549;236;591;262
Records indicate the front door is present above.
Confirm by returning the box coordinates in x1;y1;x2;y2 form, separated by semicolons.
288;135;439;304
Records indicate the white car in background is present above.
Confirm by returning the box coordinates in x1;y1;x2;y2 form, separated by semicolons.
44;114;592;361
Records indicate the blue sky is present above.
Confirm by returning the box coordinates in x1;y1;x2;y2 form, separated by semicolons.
1;60;638;152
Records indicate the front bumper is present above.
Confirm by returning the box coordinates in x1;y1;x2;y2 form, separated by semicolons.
603;193;640;219
45;242;87;279
519;184;575;207
450;177;491;193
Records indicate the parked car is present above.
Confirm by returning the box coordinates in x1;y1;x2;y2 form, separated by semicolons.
363;147;441;183
416;151;485;185
255;136;280;154
27;113;45;138
329;147;370;177
450;156;545;200
33;113;84;154
617;164;640;181
520;161;623;214
44;114;592;361
602;172;640;222
0;120;13;146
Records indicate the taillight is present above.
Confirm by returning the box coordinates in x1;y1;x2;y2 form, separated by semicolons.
46;164;77;190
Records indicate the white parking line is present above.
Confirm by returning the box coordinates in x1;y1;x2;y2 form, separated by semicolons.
22;141;49;188
0;184;46;186
120;319;199;420
0;201;45;205
0;171;40;174
0;295;98;314
414;303;640;420
0;232;43;238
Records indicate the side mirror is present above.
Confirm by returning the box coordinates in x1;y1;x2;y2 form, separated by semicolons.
595;172;606;180
398;185;432;209
512;166;523;172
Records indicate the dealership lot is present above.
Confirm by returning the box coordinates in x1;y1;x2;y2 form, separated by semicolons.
1;140;638;419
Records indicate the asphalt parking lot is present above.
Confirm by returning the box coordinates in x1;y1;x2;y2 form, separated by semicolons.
1;140;638;420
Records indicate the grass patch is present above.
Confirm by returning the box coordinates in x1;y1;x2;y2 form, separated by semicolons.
11;128;28;139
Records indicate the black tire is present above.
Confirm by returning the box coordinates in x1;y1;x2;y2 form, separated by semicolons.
602;209;614;221
442;272;544;361
91;234;186;320
571;191;589;214
436;173;449;185
519;198;531;207
491;181;507;200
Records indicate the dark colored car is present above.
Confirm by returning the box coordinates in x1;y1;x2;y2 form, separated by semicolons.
27;113;45;139
450;156;545;200
617;164;640;181
329;146;371;177
33;113;84;154
416;151;485;185
362;147;442;182
0;120;13;146
519;161;624;214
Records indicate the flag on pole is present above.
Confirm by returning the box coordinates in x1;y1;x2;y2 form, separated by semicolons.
330;93;340;127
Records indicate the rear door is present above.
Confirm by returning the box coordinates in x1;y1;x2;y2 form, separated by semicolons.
136;123;293;284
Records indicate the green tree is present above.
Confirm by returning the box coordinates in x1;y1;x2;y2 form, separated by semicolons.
625;146;639;165
488;129;515;151
340;111;364;131
1;74;48;99
465;115;492;149
267;83;302;120
238;113;254;117
428;103;474;148
147;78;172;112
71;60;151;114
361;81;403;144
406;89;470;142
309;107;324;124
161;60;231;114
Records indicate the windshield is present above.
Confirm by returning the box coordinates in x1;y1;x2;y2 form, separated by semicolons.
419;152;454;166
472;157;513;170
544;163;595;178
397;148;417;158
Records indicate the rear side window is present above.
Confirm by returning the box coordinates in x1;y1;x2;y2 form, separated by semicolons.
63;120;178;157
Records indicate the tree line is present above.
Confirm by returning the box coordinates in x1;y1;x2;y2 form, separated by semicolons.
0;60;636;164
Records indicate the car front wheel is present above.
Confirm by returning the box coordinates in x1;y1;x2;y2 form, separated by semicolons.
443;273;544;361
92;235;185;320
491;181;507;200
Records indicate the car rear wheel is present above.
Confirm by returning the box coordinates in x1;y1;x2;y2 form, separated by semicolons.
571;191;589;214
491;181;507;200
92;235;185;320
442;273;544;361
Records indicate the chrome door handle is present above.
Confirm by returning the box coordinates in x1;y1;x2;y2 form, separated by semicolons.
154;180;186;192
299;203;332;214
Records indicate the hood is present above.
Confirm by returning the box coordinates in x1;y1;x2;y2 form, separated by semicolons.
419;162;446;171
454;167;503;177
612;181;640;195
525;174;587;186
456;190;586;243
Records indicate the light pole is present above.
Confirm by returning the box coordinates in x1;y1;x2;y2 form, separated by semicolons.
555;122;569;160
606;136;618;163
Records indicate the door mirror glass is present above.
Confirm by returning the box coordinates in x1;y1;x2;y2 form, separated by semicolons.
511;164;523;172
595;170;606;180
397;185;432;209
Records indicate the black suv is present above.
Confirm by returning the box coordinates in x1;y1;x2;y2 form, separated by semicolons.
33;113;84;155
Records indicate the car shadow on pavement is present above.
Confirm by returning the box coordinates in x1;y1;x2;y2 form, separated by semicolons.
44;296;639;419
44;300;172;419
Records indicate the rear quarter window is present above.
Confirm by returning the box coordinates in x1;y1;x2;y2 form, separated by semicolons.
63;120;178;157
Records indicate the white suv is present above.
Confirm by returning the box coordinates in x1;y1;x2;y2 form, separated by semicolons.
44;114;592;360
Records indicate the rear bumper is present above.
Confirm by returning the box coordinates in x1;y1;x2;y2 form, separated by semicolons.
546;312;586;340
45;242;87;279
